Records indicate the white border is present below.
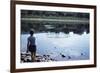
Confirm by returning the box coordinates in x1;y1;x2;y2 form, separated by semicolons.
16;4;94;69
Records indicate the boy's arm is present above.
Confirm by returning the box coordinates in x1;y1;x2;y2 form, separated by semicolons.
27;38;29;53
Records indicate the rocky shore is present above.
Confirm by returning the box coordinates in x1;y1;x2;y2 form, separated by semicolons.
21;51;86;63
21;52;57;63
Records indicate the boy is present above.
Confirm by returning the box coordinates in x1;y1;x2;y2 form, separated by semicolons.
27;29;36;62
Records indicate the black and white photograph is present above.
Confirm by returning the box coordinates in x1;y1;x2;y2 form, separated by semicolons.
11;1;96;72
20;10;90;62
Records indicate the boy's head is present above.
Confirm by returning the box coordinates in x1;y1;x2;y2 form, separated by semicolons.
30;29;34;36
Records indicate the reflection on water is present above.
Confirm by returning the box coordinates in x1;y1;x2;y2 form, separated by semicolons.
21;32;90;61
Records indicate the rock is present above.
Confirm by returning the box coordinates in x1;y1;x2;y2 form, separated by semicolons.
21;52;26;54
36;59;41;62
43;55;46;57
68;56;71;59
81;53;84;56
26;53;31;56
24;56;32;62
27;59;32;62
50;58;55;61
47;55;50;57
21;57;24;61
60;53;66;58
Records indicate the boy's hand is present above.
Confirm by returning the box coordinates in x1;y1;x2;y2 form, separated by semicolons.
26;49;29;53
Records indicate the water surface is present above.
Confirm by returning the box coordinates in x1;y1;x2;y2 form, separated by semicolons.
21;32;89;61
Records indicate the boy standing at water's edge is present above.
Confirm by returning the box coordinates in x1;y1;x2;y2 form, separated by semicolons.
27;29;36;62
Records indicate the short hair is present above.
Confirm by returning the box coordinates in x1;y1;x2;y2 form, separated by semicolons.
30;29;34;35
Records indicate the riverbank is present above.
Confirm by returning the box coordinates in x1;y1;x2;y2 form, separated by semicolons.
21;52;57;62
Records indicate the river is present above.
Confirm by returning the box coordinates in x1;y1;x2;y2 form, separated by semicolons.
21;32;89;61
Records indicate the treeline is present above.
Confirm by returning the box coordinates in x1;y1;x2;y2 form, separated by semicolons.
21;10;89;34
21;21;89;34
21;10;89;19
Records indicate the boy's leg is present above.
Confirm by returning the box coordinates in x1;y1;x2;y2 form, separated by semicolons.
31;52;35;62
